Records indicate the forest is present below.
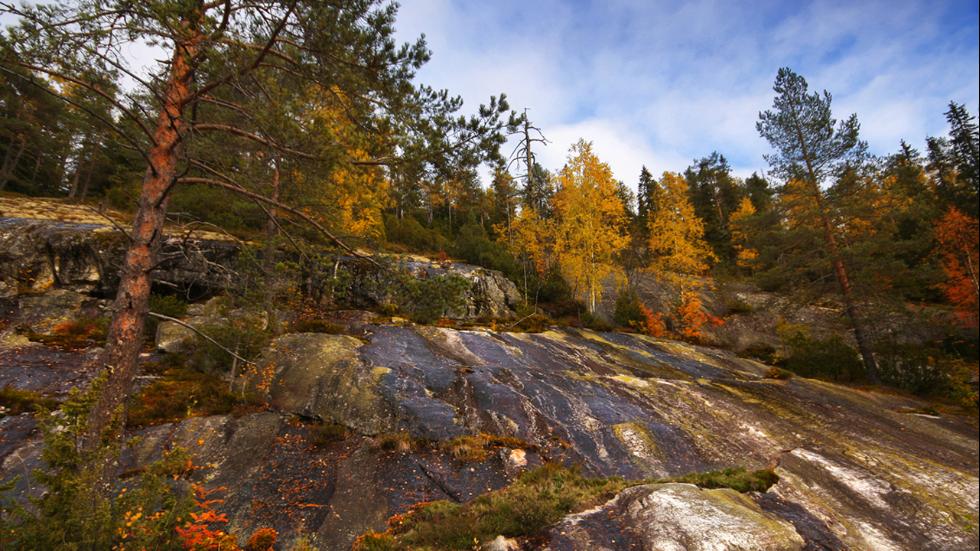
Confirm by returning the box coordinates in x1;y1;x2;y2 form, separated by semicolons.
0;1;977;550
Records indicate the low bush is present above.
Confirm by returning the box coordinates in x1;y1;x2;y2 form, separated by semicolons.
353;463;779;550
353;464;628;550
291;319;345;334
776;323;864;382
27;316;107;350
127;357;243;428
146;293;189;343
0;386;58;416
307;420;349;447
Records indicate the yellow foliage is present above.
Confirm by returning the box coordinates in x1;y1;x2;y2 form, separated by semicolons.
306;85;390;239
647;172;716;281
499;207;553;275
552;140;629;312
729;197;759;270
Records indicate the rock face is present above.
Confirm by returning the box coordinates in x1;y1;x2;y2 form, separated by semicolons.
342;256;522;320
0;216;238;297
218;324;978;549
548;483;805;550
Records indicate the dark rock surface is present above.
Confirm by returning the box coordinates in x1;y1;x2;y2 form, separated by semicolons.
0;216;239;298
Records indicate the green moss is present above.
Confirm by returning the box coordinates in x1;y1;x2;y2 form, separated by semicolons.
353;464;629;550
0;385;58;416
353;463;782;550
663;467;779;493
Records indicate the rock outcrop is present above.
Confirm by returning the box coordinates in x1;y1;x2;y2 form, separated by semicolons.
197;324;974;549
0;216;239;297
547;483;806;550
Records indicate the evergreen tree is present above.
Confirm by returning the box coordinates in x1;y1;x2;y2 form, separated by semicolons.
636;165;656;230
757;67;879;382
683;152;743;264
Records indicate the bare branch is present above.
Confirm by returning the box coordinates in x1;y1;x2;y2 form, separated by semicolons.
148;311;257;366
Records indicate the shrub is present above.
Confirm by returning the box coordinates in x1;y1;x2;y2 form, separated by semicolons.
28;315;107;350
0;386;58;416
384;215;450;253
676;290;724;341
580;311;613;332
763;367;793;380
353;464;629;550
146;293;189;343
613;289;645;329
291;319;345;334
307;421;349;447
0;375;195;550
396;273;471;324
776;323;864;382
127;357;242;428
740;342;777;364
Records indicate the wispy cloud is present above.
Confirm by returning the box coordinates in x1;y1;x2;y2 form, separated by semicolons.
395;0;980;186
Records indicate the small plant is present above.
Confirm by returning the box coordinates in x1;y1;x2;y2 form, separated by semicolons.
374;431;419;453
27;315;107;350
440;433;530;462
146;294;189;343
291;319;345;334
0;386;57;416
353;464;628;550
776;323;864;382
127;357;244;428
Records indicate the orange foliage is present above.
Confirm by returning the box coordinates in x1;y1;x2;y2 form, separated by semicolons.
176;485;239;550
934;207;979;329
244;528;278;551
638;304;667;337
676;290;723;340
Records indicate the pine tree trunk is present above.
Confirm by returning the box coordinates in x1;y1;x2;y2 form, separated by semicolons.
86;31;200;444
263;156;281;333
800;159;880;383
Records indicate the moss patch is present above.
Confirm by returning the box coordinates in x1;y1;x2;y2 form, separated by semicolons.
664;466;779;493
353;463;779;550
352;464;629;550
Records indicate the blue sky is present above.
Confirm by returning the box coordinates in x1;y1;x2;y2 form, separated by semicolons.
394;0;980;185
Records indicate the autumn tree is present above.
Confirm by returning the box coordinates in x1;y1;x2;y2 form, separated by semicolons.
729;197;758;271
1;0;516;443
646;171;716;281
757;67;880;382
551;140;629;313
934;207;979;329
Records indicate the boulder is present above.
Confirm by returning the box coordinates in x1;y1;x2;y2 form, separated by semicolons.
251;333;395;434
547;483;805;550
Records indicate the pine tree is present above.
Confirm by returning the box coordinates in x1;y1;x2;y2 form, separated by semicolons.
1;0;517;443
757;67;879;382
637;165;656;230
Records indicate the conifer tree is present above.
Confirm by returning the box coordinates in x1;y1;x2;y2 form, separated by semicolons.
757;67;879;382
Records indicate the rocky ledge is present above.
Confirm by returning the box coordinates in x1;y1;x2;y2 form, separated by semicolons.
5;323;974;549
